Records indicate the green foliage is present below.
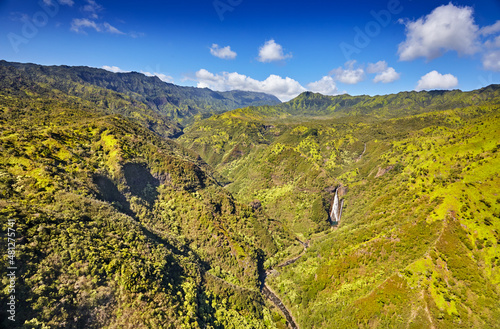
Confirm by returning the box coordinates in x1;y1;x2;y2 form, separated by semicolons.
2;60;500;328
0;61;281;128
181;86;500;328
0;71;288;328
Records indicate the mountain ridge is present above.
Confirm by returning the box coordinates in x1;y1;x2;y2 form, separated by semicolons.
215;84;500;121
0;60;281;127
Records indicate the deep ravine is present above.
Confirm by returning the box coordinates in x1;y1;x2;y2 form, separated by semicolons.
262;283;299;329
260;240;310;329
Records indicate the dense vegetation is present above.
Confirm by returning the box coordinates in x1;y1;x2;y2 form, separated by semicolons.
180;86;500;328
0;62;290;328
0;61;281;130
1;61;499;328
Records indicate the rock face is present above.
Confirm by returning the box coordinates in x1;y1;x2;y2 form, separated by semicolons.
329;186;344;224
375;165;394;178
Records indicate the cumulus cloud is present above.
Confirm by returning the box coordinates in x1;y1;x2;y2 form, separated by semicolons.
415;71;458;91
398;3;480;61
330;60;365;84
366;61;387;74
210;44;237;60
102;66;129;73
481;22;500;70
307;76;339;95
141;71;174;83
194;69;305;101
397;4;500;70
373;67;400;83
366;61;400;83
482;51;500;71
257;39;292;63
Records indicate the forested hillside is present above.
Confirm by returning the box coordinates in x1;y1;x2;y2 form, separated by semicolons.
0;66;292;328
0;61;281;129
1;61;499;328
180;86;500;328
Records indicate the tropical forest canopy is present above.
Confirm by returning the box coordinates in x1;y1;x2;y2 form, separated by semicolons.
0;61;499;329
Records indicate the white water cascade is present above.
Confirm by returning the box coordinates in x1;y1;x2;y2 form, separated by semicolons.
329;187;343;223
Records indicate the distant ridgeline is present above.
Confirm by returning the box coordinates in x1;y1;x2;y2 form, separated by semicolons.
0;60;281;135
203;84;500;121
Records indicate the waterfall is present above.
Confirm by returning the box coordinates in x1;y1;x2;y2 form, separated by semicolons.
339;199;344;222
330;187;343;223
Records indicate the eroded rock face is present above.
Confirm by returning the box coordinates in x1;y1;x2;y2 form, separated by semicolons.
375;165;394;178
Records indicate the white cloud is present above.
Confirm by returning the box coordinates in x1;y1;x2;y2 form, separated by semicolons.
194;69;305;101
484;36;500;49
141;71;174;83
366;61;387;74
482;51;500;71
373;67;400;83
103;22;125;35
71;19;124;35
482;22;500;70
209;44;237;60
257;39;292;63
398;3;480;61
415;71;458;91
82;0;102;19
330;60;365;84
367;61;400;83
307;76;339;95
43;0;74;6
102;66;129;73
480;20;500;36
70;18;100;33
101;66;174;82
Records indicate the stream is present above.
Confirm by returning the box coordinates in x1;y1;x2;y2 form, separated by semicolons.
259;194;342;328
260;240;309;329
262;283;299;329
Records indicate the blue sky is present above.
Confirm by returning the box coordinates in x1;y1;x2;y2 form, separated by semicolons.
1;0;499;101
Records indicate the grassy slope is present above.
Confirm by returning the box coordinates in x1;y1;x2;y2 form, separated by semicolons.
0;86;291;328
270;106;500;328
180;92;500;328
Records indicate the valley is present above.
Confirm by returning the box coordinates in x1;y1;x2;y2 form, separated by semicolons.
0;61;499;328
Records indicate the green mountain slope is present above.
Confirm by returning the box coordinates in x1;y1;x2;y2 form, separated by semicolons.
180;88;500;328
0;61;281;127
179;86;500;238
213;86;500;120
266;107;500;328
1;59;499;328
0;82;292;328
